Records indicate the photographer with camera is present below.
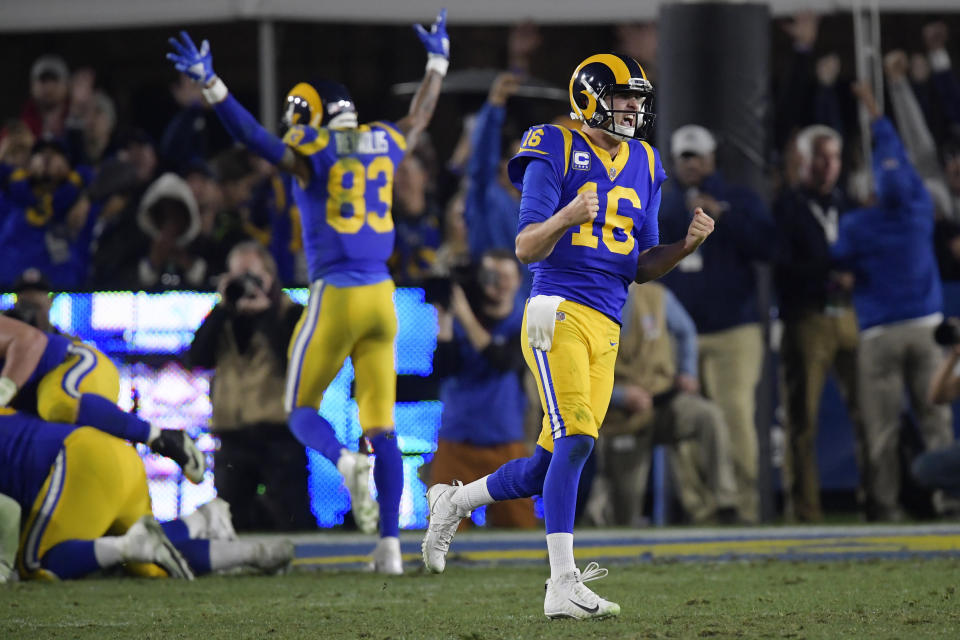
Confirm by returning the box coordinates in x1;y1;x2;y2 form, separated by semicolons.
428;249;536;528
187;241;314;531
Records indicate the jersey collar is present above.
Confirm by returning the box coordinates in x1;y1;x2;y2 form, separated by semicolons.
574;129;630;181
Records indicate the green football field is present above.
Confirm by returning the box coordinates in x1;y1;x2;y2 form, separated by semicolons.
3;559;959;640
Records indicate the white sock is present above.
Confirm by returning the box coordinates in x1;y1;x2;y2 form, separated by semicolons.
180;510;207;539
546;532;576;581
147;424;161;446
93;536;124;568
452;476;495;511
209;540;260;571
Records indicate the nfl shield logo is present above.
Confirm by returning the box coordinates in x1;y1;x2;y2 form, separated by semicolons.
608;166;618;179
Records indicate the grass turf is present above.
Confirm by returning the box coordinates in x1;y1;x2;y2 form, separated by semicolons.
2;559;959;639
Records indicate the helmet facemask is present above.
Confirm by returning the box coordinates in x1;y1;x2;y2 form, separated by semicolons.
588;80;656;142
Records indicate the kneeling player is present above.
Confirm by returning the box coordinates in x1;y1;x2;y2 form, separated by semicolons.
0;408;293;580
0;315;205;482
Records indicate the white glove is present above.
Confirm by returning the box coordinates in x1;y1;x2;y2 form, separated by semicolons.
526;295;565;352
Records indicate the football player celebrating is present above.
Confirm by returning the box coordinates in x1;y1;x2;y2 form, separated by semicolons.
0;315;205;482
422;54;714;618
167;10;450;574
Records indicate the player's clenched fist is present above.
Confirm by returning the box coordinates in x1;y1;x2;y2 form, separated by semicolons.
562;190;600;227
684;207;714;252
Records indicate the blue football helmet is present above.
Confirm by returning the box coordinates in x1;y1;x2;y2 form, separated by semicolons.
282;79;357;130
568;53;655;142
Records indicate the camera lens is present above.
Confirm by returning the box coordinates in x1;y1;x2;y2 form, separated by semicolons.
224;279;247;305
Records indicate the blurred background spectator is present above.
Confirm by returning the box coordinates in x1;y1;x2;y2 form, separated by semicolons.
833;84;954;521
595;282;738;527
658;124;774;524
187;241;314;531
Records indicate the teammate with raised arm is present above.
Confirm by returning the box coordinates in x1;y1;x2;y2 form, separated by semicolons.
167;11;450;574
421;54;714;618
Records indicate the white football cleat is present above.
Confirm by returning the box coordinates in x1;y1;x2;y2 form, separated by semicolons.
123;515;194;580
196;498;237;541
421;481;470;573
544;562;620;620
369;536;403;575
337;450;379;535
251;540;295;575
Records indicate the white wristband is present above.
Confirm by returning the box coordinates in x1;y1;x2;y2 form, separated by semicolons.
202;77;228;105
0;377;17;408
426;54;449;78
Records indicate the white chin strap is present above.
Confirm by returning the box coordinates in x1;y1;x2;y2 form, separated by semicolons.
327;111;358;129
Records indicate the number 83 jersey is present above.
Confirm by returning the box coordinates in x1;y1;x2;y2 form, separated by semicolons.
282;121;408;284
508;124;668;324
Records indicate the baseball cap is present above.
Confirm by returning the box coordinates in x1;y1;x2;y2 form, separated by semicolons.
30;55;69;83
671;124;717;157
12;268;52;294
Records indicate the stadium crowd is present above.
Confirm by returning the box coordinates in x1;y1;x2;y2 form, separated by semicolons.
2;11;960;557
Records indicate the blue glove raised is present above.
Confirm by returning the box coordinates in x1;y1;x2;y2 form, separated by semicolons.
414;9;450;60
166;31;216;85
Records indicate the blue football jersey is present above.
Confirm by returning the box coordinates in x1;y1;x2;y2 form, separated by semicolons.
0;408;75;510
282;121;408;284
508;124;667;323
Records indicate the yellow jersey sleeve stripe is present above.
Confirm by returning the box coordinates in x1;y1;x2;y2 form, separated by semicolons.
370;121;408;152
640;141;656;184
282;127;330;156
518;147;550;156
554;125;573;177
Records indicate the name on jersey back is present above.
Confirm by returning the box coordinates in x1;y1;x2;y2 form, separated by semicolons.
334;130;390;156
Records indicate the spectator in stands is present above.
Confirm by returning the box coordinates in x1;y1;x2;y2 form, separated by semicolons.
924;22;960;139
159;74;228;173
246;158;305;286
774;121;865;523
391;145;442;285
20;55;70;140
187;241;314;531
598;282;738;526
89;129;160;287
833;84;954;522
464;72;522;261
775;13;850;153
201;148;259;275
134;172;207;290
4;269;57;334
430;249;535;528
884;49;960;281
0;138;95;289
0;120;36;174
63;69;116;168
433;186;470;276
658;125;773;523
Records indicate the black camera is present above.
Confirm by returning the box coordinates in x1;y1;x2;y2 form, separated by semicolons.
934;317;960;347
422;263;479;309
223;273;265;305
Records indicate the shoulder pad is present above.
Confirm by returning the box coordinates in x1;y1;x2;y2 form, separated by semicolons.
282;125;330;156
508;124;575;187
